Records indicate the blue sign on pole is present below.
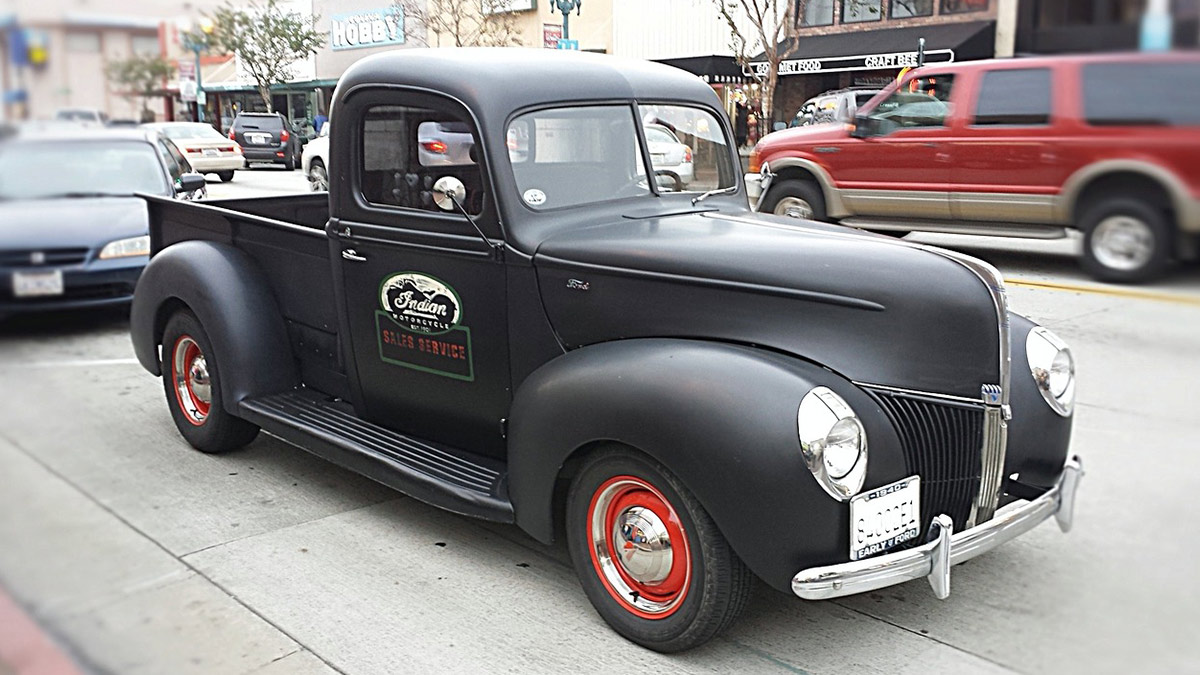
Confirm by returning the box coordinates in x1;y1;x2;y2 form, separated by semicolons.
556;39;579;50
1140;12;1172;51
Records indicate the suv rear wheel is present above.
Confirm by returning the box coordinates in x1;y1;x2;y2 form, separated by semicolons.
761;179;826;221
1080;197;1173;283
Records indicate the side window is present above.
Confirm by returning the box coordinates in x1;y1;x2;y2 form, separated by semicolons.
973;68;1052;126
360;104;485;215
869;75;956;129
1083;62;1200;127
156;140;183;182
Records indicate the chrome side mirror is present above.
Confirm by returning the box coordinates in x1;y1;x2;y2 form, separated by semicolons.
432;176;466;211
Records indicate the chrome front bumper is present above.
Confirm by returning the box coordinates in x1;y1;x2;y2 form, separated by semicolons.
792;456;1083;601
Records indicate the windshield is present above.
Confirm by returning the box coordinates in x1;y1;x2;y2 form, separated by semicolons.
0;140;169;201
508;104;735;210
158;124;226;141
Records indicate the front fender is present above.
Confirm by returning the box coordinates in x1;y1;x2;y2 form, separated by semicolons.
130;240;299;413
1006;314;1074;488
506;338;907;591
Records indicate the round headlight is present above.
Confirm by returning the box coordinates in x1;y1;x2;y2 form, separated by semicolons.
1026;326;1075;416
798;387;868;501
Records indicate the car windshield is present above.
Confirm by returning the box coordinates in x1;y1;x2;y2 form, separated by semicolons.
158;124;226;141
0;140;169;201
507;103;734;210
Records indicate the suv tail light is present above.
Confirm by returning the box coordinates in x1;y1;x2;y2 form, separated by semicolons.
281;129;290;142
748;146;762;174
229;129;236;140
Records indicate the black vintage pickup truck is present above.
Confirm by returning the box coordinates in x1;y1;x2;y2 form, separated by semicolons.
131;49;1082;652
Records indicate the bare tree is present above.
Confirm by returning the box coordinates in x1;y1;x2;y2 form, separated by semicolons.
105;54;175;121
397;0;524;48
715;0;799;123
209;0;325;112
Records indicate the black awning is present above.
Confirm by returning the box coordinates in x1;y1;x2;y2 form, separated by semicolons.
750;20;995;75
654;55;750;84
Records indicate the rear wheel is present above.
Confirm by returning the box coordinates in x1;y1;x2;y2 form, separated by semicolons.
1080;197;1172;283
283;152;296;172
566;447;752;653
216;170;235;183
161;310;259;453
761;179;826;221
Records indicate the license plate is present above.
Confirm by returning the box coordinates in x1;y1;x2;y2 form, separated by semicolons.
850;476;921;561
246;133;269;145
12;269;64;297
203;148;219;157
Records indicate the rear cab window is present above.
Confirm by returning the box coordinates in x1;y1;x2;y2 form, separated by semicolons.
972;68;1053;126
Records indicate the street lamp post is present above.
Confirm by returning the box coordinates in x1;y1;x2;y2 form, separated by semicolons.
178;18;215;123
550;0;582;41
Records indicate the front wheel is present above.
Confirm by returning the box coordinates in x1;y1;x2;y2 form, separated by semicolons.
760;179;826;221
1080;197;1173;283
308;159;329;192
161;310;260;453
566;447;752;652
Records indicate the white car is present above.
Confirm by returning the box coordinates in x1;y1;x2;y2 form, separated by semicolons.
302;123;330;191
143;122;245;182
644;123;694;187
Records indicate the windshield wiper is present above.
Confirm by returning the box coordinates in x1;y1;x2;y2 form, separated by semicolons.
691;185;738;206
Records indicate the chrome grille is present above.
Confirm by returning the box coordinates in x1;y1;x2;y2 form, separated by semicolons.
867;388;985;534
0;248;89;268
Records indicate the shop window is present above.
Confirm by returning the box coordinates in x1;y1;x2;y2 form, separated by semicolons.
973;69;1052;126
131;35;160;56
65;33;100;53
801;0;835;26
941;0;988;13
843;0;883;22
891;0;933;18
360;105;486;216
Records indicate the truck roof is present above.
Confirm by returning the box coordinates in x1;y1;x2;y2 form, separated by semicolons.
335;48;723;123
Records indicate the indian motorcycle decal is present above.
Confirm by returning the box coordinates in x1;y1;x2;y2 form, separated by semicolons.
375;272;473;381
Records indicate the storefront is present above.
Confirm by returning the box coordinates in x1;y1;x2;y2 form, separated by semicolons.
750;20;995;124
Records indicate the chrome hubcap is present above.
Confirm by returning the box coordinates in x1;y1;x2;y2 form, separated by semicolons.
612;506;673;585
588;476;690;618
774;196;813;219
1092;215;1154;272
172;336;211;425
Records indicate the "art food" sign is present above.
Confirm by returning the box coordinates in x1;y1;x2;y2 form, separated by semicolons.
330;8;404;51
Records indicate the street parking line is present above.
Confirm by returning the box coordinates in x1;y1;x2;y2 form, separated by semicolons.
1005;278;1200;307
0;358;141;369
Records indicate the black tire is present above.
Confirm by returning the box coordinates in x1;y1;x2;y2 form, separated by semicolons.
283;152;296;172
1079;196;1173;283
565;446;752;653
308;159;329;192
161;310;260;454
760;179;827;221
216;170;235;183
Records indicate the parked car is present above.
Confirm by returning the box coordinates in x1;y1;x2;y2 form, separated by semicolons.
750;51;1200;283
417;120;476;166
301;122;330;191
130;48;1082;653
229;112;300;170
145;122;245;182
0;127;205;321
53;107;108;126
790;87;882;128
644;123;694;187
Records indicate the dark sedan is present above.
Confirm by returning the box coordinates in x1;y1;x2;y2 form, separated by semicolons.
0;127;204;320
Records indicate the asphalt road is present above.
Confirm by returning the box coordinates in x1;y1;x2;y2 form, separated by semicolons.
1;168;1198;674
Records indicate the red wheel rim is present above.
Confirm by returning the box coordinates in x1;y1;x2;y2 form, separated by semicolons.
586;475;691;620
171;335;211;426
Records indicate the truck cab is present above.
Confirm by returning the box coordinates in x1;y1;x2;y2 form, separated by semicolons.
131;48;1081;653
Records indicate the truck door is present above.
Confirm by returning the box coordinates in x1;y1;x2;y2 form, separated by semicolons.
330;90;510;459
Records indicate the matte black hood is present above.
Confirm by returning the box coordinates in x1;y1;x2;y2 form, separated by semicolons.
533;211;1000;399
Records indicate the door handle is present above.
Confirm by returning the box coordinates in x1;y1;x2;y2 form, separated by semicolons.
341;249;367;262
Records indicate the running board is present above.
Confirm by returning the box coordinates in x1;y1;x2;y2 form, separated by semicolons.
840;218;1069;240
240;389;513;523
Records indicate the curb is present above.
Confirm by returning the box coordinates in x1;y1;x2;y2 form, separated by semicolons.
0;586;84;675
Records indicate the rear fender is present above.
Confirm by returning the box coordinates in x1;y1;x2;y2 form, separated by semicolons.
130;240;299;413
506;338;906;591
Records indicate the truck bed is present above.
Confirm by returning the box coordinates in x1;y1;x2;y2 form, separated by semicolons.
144;192;349;399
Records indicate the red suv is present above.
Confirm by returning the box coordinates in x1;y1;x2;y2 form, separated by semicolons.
747;51;1200;282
